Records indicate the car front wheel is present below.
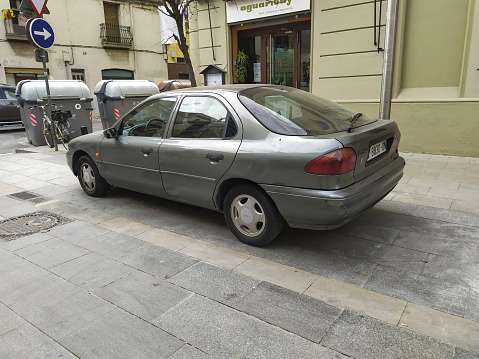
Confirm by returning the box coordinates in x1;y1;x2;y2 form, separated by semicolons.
77;155;110;197
224;184;283;246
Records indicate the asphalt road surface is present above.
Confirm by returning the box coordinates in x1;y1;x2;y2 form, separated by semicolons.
0;125;30;154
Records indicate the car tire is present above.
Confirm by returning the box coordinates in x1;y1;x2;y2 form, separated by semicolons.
77;155;110;197
224;184;283;246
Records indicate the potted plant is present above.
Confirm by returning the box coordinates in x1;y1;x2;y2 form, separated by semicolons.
235;49;249;83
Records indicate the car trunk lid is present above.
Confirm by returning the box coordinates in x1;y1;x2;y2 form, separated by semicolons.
334;119;401;182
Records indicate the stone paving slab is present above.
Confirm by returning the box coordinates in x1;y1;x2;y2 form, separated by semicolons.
0;196;38;218
50;252;135;292
44;219;109;244
155;294;270;359
120;243;199;279
9;280;115;340
233;281;342;343
239;326;349;359
135;227;197;251
364;264;469;318
0;232;53;252
77;230;148;260
304;274;407;326
455;349;479;359
401;303;479;354
94;270;192;322
0;323;78;359
321;310;455;359
467;289;479;323
179;240;251;269
168;261;260;304
170;344;214;359
0;302;26;336
59;308;184;359
14;238;90;269
234;256;320;293
0;253;63;305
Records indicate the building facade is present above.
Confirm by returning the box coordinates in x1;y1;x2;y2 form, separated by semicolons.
1;0;168;111
188;0;479;157
1;0;478;156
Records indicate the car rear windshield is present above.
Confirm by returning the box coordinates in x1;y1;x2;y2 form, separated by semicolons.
238;87;376;136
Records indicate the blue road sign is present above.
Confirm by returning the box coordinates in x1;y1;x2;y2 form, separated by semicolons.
26;18;54;49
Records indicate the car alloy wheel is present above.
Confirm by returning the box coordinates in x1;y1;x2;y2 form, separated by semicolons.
77;155;110;197
230;193;266;237
224;184;283;246
80;162;95;193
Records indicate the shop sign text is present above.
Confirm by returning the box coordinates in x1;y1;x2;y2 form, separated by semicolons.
226;0;310;24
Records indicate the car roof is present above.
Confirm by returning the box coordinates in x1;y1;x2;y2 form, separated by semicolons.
162;84;286;94
0;83;16;90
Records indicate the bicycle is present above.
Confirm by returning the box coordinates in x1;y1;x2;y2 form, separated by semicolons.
31;104;73;149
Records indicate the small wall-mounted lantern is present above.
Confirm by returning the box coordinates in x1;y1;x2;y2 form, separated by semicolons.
200;64;226;86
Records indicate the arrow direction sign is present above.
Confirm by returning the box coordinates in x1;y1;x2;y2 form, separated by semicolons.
34;28;52;41
28;0;49;18
26;18;55;49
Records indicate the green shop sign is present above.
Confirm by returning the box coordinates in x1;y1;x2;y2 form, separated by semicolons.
226;0;310;24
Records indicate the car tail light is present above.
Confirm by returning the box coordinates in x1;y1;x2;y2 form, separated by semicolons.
392;130;401;150
305;148;357;175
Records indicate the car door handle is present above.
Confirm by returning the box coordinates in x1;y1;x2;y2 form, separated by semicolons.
140;147;153;155
206;153;224;162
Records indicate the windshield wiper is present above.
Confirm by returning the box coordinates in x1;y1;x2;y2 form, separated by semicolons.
347;113;362;133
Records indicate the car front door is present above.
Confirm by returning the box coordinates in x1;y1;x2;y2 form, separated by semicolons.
100;96;177;196
159;95;241;208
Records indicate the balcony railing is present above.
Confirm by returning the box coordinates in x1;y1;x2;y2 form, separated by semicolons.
100;23;133;49
3;11;28;41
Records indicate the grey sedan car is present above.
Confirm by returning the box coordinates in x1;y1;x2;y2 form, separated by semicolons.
67;85;404;246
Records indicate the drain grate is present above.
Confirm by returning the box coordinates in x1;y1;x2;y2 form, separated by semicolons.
0;211;72;241
7;191;49;204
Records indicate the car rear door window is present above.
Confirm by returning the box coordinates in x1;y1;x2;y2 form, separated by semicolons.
171;96;237;139
239;87;376;136
121;97;176;137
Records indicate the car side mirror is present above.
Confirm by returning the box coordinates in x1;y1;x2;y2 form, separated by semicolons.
104;128;117;139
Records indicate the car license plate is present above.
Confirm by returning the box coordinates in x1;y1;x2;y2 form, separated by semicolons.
367;140;387;161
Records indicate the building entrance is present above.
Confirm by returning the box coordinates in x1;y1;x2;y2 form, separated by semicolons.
233;17;310;91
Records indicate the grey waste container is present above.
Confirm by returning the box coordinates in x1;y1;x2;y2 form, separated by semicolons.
94;80;159;130
16;80;93;146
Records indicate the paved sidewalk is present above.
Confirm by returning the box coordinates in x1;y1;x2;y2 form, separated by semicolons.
0;143;479;358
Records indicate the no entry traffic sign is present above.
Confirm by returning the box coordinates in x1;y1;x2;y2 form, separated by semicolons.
26;18;54;49
28;0;49;18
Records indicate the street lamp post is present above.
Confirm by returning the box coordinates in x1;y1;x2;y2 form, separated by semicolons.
379;0;399;120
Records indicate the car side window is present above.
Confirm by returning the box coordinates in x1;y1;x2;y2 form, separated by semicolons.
171;96;236;139
4;88;16;100
121;97;176;137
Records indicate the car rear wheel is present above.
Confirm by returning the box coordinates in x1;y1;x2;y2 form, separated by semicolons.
224;184;283;246
77;155;110;197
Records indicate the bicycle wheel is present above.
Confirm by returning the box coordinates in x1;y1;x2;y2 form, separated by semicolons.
42;117;54;148
54;122;69;149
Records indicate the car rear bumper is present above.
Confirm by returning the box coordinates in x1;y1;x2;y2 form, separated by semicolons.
261;156;405;230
